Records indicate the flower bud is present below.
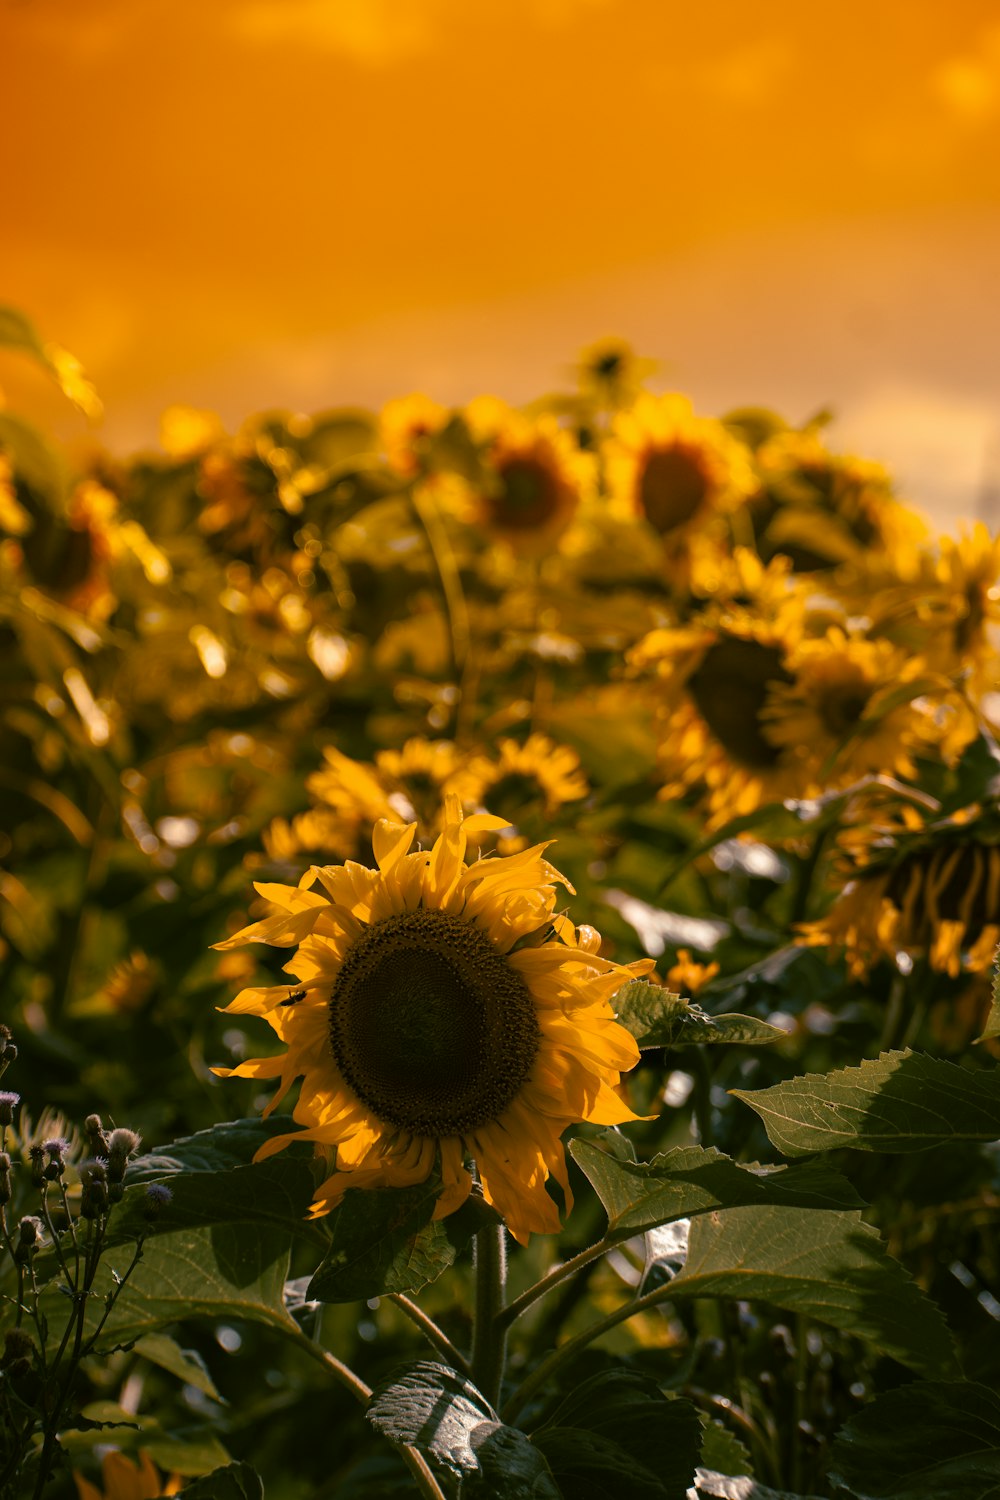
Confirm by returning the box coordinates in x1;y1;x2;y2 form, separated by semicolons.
0;1151;11;1206
28;1144;46;1189
84;1113;109;1156
106;1128;141;1184
0;1091;19;1128
142;1182;173;1222
78;1160;109;1220
42;1137;70;1181
1;1327;35;1378
14;1215;42;1265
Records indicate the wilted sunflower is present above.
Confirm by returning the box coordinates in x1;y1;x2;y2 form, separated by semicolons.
214;798;649;1244
73;1449;180;1500
799;802;1000;979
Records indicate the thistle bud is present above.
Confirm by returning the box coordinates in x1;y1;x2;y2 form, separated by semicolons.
42;1137;70;1181
0;1091;18;1128
143;1182;172;1222
78;1160;109;1220
84;1113;109;1157
14;1215;42;1265
28;1144;46;1189
0;1151;11;1206
106;1128;141;1185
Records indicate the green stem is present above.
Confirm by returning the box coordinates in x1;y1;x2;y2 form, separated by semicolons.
691;1050;714;1148
389;1294;471;1376
498;1235;616;1330
470;1220;508;1410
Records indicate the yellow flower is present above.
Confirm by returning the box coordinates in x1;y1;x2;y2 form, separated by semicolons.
575;337;657;409
760;628;943;789
607;392;754;544
214;798;650;1244
380;393;450;476
666;949;720;995
450;733;590;822
799;806;1000;979
74;1449;180;1500
461;398;588;550
629;551;809;824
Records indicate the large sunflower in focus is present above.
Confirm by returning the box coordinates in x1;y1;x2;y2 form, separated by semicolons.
214;799;649;1243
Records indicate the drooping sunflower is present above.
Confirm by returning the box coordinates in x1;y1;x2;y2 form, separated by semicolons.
214;799;650;1244
799;801;1000;979
73;1449;181;1500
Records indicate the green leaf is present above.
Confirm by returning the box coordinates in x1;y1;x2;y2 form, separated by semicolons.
174;1462;265;1500
667;1206;959;1379
732;1051;1000;1156
0;409;68;505
614;979;787;1049
133;1332;224;1402
110;1157;326;1248
532;1370;701;1500
308;1182;496;1303
38;1224;296;1348
828;1380;1000;1499
367;1360;560;1496
127;1116;304;1176
0;304;47;358
698;1418;754;1480
569;1139;864;1239
980;963;1000;1043
693;1471;823;1499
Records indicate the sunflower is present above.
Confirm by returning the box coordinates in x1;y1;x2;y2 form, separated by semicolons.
575;337;657;410
214;798;650;1244
380;392;450;477
460;397;589;551
450;733;590;825
799;803;1000;978
760;627;944;790
749;426;925;574
628;551;809;824
606;392;754;552
73;1449;180;1500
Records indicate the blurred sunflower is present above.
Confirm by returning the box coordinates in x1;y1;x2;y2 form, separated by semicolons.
606;392;754;564
749;426;925;574
799;802;1000;978
761;627;944;789
379;392;450;476
575;337;657;411
461;397;589;551
214;798;650;1244
629;551;808;823
73;1449;181;1500
450;733;589;823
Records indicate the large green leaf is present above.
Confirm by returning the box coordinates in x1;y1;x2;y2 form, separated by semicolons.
828;1380;1000;1499
109;1157;325;1247
666;1206;959;1379
614;979;786;1049
367;1360;560;1496
126;1116;304;1177
38;1224;296;1348
569;1139;863;1239
308;1182;496;1303
532;1370;701;1500
175;1462;265;1500
980;965;1000;1043
732;1051;1000;1156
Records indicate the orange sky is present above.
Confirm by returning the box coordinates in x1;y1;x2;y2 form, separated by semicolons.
3;0;1000;523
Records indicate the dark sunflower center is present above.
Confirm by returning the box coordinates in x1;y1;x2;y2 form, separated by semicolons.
638;445;712;534
688;635;794;769
328;909;541;1137
818;677;871;738
885;843;999;942
487;771;544;818
491;456;561;530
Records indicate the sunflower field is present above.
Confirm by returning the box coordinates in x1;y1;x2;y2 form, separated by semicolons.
1;307;999;1500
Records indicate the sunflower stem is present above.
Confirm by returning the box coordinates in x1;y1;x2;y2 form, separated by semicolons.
389;1293;471;1377
470;1219;508;1409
